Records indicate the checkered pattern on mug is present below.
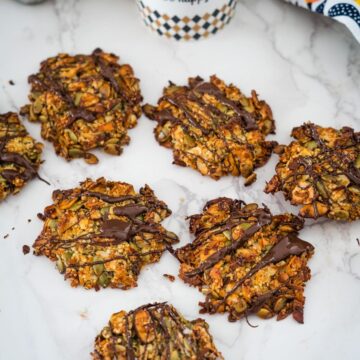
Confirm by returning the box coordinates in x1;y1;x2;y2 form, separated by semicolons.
137;0;237;40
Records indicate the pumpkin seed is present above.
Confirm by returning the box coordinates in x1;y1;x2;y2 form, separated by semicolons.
68;147;84;158
257;308;272;319
274;297;287;312
93;262;105;276
355;155;360;169
99;272;111;288
222;230;231;240
84;152;99;165
315;181;328;198
64;128;78;143
56;258;65;274
305;140;317;150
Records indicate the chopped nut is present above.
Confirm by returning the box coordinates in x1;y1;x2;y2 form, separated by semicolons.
163;273;175;282
22;245;30;255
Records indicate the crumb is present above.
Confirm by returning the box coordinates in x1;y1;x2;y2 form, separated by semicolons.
3;234;9;239
27;219;31;223
79;309;88;319
11;227;15;231
9;80;15;85
37;213;45;220
357;238;360;247
22;245;30;255
163;274;175;282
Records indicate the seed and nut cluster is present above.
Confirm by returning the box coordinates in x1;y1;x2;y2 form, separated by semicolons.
33;177;179;290
143;75;276;184
21;49;142;164
93;302;224;360
0;112;43;201
175;197;314;324
265;123;360;221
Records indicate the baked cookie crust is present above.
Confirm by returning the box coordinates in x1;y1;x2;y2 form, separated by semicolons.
175;198;314;324
93;302;223;360
143;75;276;184
21;49;142;164
33;178;178;290
265;123;360;221
0;112;44;201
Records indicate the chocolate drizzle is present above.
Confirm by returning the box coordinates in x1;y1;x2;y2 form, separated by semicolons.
176;198;314;322
101;220;132;242
28;73;96;127
92;48;120;93
113;204;148;220
272;123;360;219
184;207;272;277
219;233;314;305
94;302;221;360
33;181;179;286
159;78;259;134
0;152;49;185
163;95;210;135
84;191;139;204
192;80;258;131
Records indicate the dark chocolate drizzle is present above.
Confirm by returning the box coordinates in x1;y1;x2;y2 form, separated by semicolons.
275;123;360;218
184;207;272;277
192;80;258;131
163;95;210;135
113;204;148;220
177;198;313;318
159;78;259;135
28;74;96;127
101;303;211;360
0;152;49;185
84;191;139;204
220;233;314;304
92;48;120;93
35;187;178;273
101;219;132;242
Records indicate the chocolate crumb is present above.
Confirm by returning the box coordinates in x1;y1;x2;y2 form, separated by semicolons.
3;234;9;239
357;238;360;247
11;227;15;231
37;213;45;220
22;245;30;255
163;274;175;282
27;219;31;223
9;80;15;85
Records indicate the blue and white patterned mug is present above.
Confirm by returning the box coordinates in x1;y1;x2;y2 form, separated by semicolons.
136;0;238;40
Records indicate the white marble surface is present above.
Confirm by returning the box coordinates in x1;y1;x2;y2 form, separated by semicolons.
0;0;359;359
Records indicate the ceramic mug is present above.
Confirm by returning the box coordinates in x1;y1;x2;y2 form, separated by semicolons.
136;0;238;40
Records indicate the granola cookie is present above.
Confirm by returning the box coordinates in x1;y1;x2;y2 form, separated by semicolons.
175;198;314;324
265;123;360;221
92;302;223;360
143;75;276;184
33;178;178;290
21;49;142;164
0;112;44;201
